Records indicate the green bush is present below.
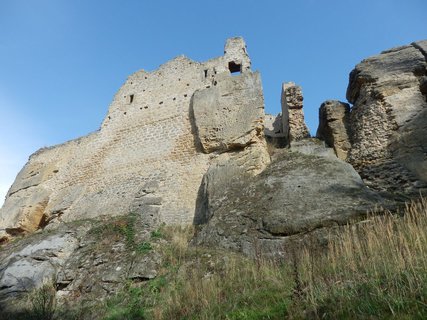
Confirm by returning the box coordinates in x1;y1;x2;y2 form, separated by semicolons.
27;283;57;320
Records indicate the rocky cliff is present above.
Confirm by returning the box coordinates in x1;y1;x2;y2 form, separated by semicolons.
318;41;427;198
0;38;426;316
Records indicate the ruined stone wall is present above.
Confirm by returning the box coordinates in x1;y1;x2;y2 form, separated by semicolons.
281;82;310;143
346;41;427;196
0;38;266;238
316;100;351;160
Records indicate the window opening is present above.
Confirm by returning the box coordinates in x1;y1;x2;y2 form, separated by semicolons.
228;61;242;74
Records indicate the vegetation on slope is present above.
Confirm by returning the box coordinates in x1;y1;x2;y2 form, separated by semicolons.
23;197;427;319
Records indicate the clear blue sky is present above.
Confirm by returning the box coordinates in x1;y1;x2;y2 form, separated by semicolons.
0;0;426;204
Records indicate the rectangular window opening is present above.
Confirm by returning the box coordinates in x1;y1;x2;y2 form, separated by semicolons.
204;69;208;78
129;94;134;104
228;61;242;74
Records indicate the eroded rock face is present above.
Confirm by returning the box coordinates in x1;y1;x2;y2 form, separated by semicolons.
346;40;427;197
281;82;310;143
192;72;265;153
194;139;392;256
0;215;162;315
194;142;270;225
0;229;80;314
316;100;351;160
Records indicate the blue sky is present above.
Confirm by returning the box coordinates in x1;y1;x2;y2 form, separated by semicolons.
0;0;426;204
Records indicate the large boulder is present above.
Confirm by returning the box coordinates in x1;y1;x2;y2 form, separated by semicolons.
194;139;392;257
0;215;162;316
345;40;427;197
192;72;265;153
0;228;80;314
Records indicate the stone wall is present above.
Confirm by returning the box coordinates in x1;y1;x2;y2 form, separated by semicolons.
316;100;351;160
346;41;427;196
281;82;310;143
0;38;267;239
316;41;427;198
264;82;310;147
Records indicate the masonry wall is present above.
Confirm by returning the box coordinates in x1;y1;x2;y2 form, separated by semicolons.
0;38;261;237
346;42;427;196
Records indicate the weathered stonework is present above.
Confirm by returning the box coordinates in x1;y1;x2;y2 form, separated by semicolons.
192;72;265;153
346;41;427;196
2;38;427;315
281;82;310;143
264;113;287;147
316;100;351;160
0;37;268;238
264;114;282;138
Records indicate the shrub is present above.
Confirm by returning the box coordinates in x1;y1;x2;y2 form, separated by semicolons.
27;282;57;320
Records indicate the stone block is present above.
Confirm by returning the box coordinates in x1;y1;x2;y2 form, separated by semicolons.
316;100;351;160
281;82;310;143
192;72;265;153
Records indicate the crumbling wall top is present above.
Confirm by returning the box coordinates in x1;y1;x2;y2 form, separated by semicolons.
224;37;251;73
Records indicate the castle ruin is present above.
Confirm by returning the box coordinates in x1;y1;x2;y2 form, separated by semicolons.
0;38;269;239
1;37;426;243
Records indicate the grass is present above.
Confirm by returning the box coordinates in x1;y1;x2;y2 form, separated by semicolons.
88;213;148;252
18;197;427;319
156;239;293;319
292;196;427;319
100;225;293;320
28;283;57;320
101;197;427;319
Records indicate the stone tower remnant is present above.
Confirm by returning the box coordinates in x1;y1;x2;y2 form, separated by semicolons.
316;100;351;160
345;40;427;196
281;82;310;143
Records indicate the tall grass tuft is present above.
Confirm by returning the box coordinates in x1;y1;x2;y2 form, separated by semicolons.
295;197;427;319
94;197;427;319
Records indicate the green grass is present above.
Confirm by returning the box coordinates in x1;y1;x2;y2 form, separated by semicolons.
87;213;153;254
24;197;427;319
150;229;164;239
292;197;427;319
103;285;146;320
106;197;427;320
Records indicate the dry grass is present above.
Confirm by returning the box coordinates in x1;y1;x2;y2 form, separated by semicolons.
99;197;427;319
266;141;277;156
295;197;427;318
154;254;292;319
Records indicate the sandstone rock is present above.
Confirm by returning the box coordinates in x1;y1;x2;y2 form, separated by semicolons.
316;100;351;160
420;76;427;95
0;187;50;236
0;231;79;313
194;142;270;225
0;37;267;238
0;214;163;315
194;139;392;256
346;40;427;197
281;82;310;143
192;72;265;153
